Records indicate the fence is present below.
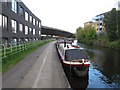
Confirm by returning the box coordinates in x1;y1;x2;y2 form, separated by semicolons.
0;40;46;59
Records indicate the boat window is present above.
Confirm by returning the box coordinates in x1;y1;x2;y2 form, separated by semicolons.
65;49;89;61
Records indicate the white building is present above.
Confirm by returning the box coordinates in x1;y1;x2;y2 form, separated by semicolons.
92;14;105;34
118;1;120;10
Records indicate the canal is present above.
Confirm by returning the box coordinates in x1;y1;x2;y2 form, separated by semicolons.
64;43;120;89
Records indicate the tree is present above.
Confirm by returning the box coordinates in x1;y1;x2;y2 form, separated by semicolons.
84;25;97;40
76;27;84;42
117;10;120;39
76;25;97;43
104;8;118;41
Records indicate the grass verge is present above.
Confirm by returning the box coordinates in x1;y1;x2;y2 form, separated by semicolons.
2;40;53;73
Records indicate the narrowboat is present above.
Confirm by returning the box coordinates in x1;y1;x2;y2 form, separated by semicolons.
56;42;90;77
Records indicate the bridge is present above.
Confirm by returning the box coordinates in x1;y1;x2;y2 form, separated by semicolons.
41;26;74;38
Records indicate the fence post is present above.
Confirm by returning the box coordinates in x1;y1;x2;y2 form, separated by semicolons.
22;42;24;51
24;42;26;50
2;44;6;57
18;42;21;52
0;46;1;59
15;42;17;53
26;42;27;49
9;43;12;53
19;42;21;52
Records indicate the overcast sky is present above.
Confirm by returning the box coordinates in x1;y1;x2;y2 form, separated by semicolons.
22;0;119;33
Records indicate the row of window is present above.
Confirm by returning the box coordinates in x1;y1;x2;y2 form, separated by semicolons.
11;0;41;28
1;37;40;45
1;0;41;28
11;38;39;43
0;14;41;35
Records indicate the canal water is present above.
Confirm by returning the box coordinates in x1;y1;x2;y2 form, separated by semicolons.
64;43;120;89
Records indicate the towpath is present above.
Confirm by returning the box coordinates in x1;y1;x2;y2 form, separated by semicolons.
2;41;70;88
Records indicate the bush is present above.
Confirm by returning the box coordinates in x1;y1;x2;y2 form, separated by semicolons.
76;25;97;43
109;40;120;50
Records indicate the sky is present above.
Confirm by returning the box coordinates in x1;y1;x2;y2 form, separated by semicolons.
22;0;119;33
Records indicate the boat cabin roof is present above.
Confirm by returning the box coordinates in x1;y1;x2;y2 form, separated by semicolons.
59;43;89;61
65;49;89;61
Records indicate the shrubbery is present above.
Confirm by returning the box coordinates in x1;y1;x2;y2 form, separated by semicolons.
76;8;120;50
76;25;97;44
109;40;120;50
76;25;120;50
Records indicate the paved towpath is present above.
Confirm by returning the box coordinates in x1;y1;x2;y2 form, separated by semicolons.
3;41;70;88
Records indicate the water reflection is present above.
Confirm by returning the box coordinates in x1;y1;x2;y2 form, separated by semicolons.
79;43;120;88
62;43;120;88
64;67;89;89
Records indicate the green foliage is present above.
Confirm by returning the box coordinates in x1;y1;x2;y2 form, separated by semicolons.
104;8;118;41
97;33;108;41
109;40;120;50
118;10;120;39
76;25;97;43
76;8;120;50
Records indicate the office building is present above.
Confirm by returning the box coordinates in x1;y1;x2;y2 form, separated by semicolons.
0;0;41;44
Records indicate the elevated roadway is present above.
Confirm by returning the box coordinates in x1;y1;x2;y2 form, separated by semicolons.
41;26;74;38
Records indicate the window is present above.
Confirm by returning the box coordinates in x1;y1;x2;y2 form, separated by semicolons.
100;23;102;26
29;38;32;41
29;27;32;34
33;38;36;41
25;11;29;21
11;19;17;33
19;23;23;32
25;26;28;34
33;29;35;35
36;38;38;40
0;14;2;28
39;30;41;35
11;0;17;13
36;20;38;26
119;4;120;9
2;15;8;30
25;38;29;42
33;18;35;25
29;16;32;23
11;38;17;46
19;6;24;18
38;22;41;28
2;38;8;44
